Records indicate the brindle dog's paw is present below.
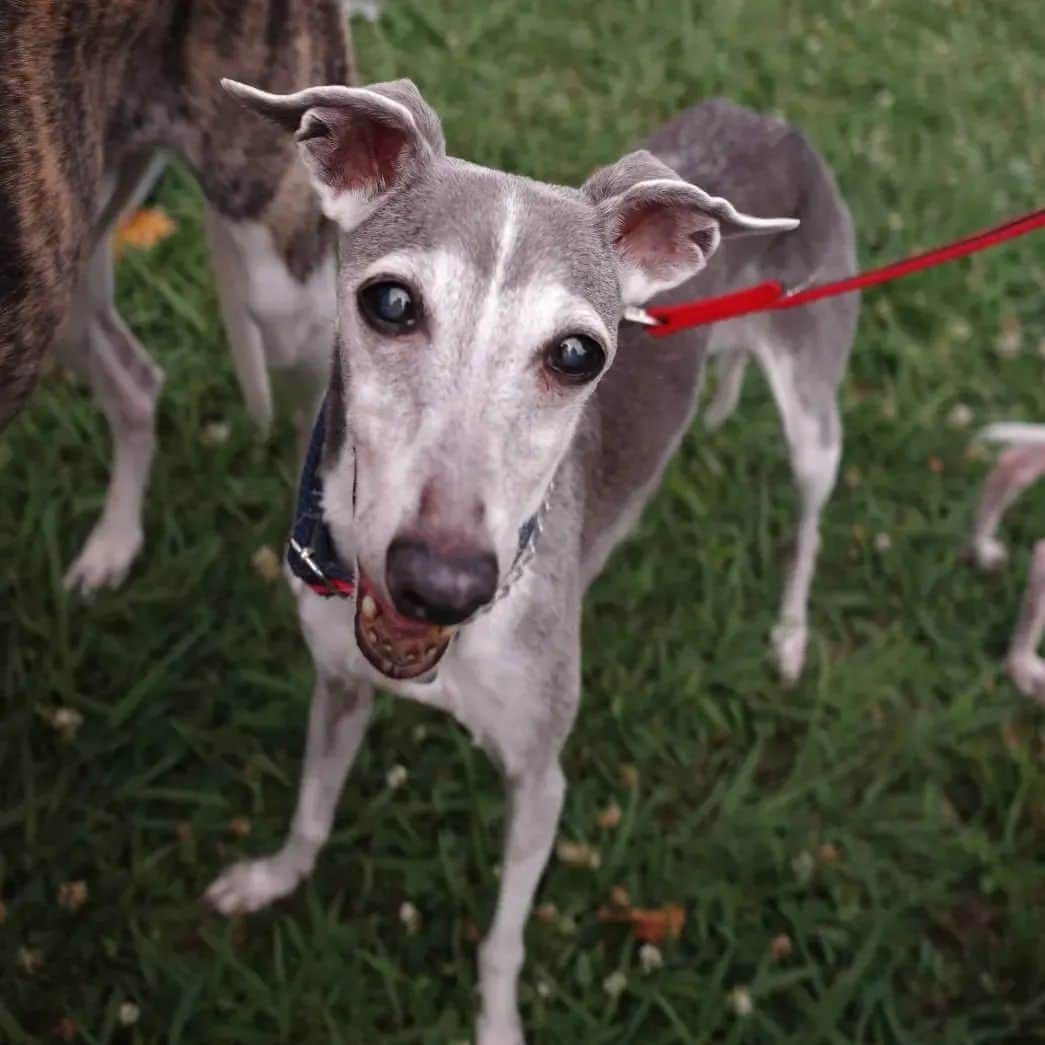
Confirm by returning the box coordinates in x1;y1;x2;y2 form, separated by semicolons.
64;523;143;595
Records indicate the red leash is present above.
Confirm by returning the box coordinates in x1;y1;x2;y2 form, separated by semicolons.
640;207;1045;337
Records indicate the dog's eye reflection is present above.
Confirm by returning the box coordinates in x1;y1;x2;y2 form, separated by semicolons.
545;334;606;384
359;281;419;333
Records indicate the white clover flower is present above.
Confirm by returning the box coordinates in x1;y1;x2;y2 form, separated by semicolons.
727;985;754;1016
398;901;420;934
639;943;663;973
200;421;231;447
118;1002;141;1026
602;970;627;998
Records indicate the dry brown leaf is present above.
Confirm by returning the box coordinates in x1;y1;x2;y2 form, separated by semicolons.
1002;720;1025;752
57;881;88;912
114;207;176;256
598;903;686;943
818;842;840;865
52;1017;77;1042
228;817;252;838
534;902;559;924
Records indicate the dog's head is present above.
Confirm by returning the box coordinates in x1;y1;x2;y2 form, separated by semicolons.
223;77;797;680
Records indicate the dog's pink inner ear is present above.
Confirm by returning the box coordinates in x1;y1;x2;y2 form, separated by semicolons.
303;108;409;194
615;199;718;281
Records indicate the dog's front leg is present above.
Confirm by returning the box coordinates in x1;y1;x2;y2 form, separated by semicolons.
206;672;373;914
477;762;565;1045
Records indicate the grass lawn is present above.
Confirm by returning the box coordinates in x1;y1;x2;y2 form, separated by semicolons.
4;0;1045;1041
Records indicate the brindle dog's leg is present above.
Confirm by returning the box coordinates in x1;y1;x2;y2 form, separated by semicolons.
62;154;165;595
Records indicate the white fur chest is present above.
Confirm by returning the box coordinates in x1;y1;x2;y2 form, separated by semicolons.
294;577;548;771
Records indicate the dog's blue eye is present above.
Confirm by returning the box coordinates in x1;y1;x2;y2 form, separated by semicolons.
359;281;419;332
546;334;606;383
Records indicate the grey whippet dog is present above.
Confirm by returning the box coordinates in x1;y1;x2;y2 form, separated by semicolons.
0;0;350;594
204;76;858;1043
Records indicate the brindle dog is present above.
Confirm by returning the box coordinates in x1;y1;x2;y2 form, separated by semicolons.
0;0;349;592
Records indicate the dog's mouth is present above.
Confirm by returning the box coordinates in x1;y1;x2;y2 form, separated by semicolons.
353;572;455;681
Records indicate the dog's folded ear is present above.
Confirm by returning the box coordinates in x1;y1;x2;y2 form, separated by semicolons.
221;78;445;230
583;150;799;306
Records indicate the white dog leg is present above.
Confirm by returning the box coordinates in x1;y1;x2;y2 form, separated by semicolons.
1006;539;1045;703
758;345;841;684
477;762;565;1045
969;446;1045;571
206;673;373;914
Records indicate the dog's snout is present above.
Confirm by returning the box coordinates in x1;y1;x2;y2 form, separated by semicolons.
386;538;498;626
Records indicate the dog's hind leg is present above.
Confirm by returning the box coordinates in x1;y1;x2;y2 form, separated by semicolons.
1006;539;1045;703
62;156;166;594
755;338;842;684
206;673;373;914
704;347;750;431
968;446;1045;571
62;235;164;594
202;199;336;440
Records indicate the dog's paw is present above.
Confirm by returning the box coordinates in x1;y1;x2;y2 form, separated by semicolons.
1006;653;1045;704
204;855;304;915
476;1015;525;1045
970;537;1008;572
64;523;143;595
771;621;808;686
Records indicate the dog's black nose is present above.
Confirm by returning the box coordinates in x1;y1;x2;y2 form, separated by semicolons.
386;538;498;626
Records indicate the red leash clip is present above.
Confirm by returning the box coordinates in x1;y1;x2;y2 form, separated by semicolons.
628;207;1045;337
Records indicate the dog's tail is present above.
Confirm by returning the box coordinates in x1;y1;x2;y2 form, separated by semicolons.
978;422;1045;446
